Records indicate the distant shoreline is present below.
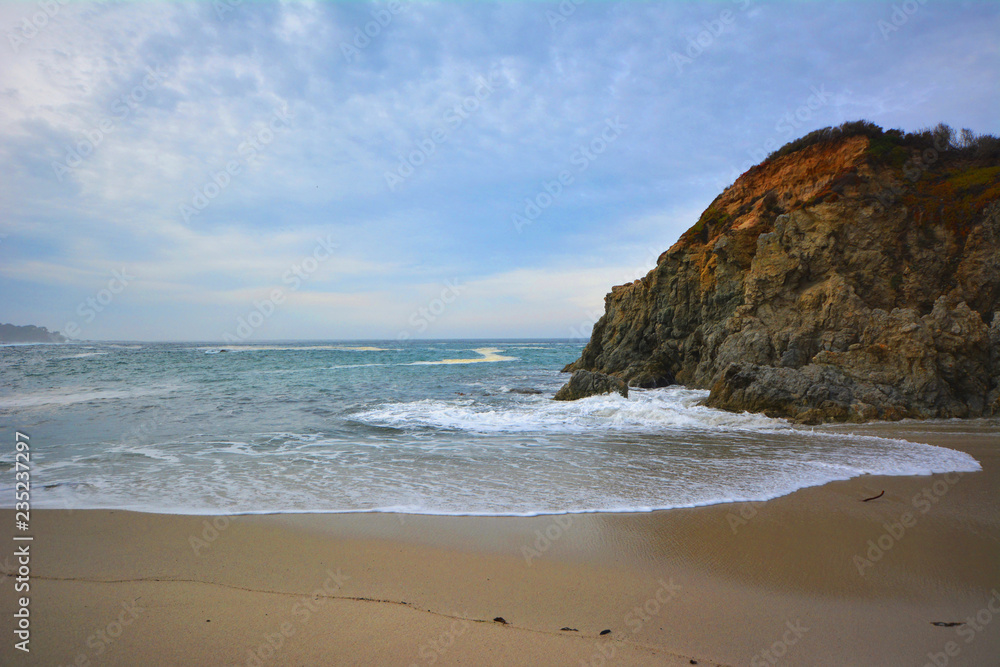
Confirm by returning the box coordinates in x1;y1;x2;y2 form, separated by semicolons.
0;323;67;344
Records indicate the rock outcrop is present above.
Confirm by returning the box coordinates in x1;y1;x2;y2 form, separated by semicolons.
564;122;1000;423
554;370;628;401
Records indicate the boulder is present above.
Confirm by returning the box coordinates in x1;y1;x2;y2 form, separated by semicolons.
554;370;628;401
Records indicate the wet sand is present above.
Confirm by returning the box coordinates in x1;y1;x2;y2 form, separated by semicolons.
2;421;998;665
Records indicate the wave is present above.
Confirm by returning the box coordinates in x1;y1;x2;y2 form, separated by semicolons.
11;437;980;517
354;386;783;433
1;414;981;517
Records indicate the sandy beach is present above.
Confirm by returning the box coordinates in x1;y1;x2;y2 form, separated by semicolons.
3;421;998;666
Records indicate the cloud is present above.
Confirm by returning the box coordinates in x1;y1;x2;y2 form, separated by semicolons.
0;0;997;340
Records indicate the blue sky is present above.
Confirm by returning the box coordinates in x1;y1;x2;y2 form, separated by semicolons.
1;0;997;341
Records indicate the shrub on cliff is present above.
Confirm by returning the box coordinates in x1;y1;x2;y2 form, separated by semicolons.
763;120;999;166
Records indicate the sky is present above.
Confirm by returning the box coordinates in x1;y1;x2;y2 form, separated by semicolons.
0;0;997;342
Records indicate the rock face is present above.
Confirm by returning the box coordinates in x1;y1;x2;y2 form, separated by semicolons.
554;370;628;401
564;123;1000;423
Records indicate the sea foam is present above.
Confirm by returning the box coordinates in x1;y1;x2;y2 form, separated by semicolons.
0;341;984;517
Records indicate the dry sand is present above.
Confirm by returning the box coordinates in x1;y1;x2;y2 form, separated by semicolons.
2;421;998;666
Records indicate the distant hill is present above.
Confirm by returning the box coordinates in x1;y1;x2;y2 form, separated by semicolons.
0;323;68;343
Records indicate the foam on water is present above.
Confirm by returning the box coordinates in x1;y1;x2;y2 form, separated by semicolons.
0;385;178;409
0;340;985;517
407;347;518;365
12;389;982;516
199;345;391;353
353;386;783;433
16;432;981;517
57;352;109;360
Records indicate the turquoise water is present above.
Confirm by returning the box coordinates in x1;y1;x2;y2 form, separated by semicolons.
0;340;981;515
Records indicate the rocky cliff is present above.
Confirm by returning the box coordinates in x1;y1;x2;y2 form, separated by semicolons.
563;122;1000;423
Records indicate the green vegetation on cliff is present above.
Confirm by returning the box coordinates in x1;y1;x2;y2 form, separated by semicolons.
763;120;1000;166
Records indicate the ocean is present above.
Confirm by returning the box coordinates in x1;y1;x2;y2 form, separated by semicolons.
0;340;981;516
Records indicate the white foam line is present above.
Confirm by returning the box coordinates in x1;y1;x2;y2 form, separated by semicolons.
11;456;981;518
0;385;180;409
57;352;109;359
200;345;391;353
407;347;518;365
